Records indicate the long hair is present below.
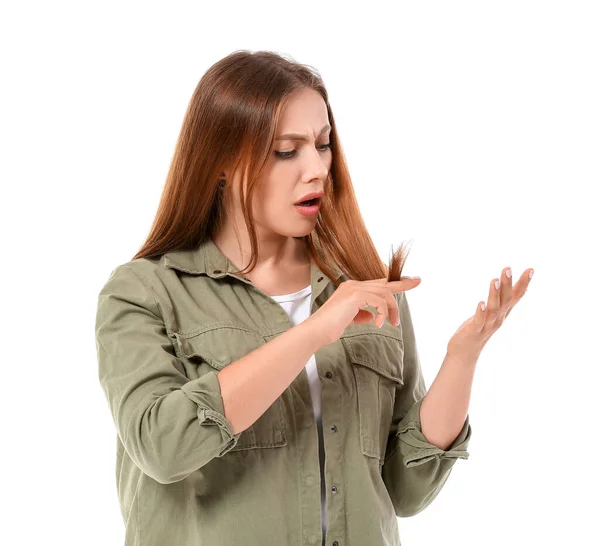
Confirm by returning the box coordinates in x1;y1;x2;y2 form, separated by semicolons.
131;50;411;288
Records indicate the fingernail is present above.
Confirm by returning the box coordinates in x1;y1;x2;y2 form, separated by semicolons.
506;268;512;279
529;269;534;279
495;279;501;289
411;276;421;281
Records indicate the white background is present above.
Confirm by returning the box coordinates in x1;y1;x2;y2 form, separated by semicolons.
1;1;598;545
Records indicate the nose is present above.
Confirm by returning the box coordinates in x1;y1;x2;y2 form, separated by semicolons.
301;148;329;184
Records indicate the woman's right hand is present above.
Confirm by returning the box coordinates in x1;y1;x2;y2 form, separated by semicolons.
305;276;422;346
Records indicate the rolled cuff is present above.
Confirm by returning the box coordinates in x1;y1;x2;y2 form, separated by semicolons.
397;397;472;468
181;370;242;457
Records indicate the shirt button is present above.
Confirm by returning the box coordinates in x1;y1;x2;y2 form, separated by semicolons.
317;276;324;282
330;425;337;433
331;486;338;493
305;476;315;486
325;371;333;379
213;269;222;274
308;535;318;544
333;542;339;546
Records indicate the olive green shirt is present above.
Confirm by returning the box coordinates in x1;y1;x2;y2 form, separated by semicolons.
95;236;472;546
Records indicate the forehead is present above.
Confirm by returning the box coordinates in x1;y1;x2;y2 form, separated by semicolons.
276;88;329;134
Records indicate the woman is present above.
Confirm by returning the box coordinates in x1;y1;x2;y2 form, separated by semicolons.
95;50;533;546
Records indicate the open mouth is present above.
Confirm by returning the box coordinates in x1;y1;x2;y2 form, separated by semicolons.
296;198;320;207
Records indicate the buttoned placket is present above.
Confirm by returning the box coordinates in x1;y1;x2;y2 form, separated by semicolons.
220;266;344;546
164;237;346;545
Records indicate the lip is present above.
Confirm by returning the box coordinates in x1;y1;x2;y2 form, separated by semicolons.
294;190;325;205
294;201;321;216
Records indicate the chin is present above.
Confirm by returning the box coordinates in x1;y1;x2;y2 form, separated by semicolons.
282;225;316;239
297;225;317;237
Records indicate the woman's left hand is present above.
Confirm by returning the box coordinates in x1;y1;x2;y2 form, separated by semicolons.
446;266;534;362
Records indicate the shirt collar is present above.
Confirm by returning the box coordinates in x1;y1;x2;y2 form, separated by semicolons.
162;235;344;284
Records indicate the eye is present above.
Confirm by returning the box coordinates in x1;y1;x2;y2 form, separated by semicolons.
275;142;332;160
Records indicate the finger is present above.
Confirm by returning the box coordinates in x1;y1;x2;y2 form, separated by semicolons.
474;299;487;331
385;277;422;293
358;290;393;329
359;282;402;326
510;268;534;307
352;309;377;325
365;275;419;284
382;289;400;327
504;268;534;319
486;277;501;320
499;266;513;317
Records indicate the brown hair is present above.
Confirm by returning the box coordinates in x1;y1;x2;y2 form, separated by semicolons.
131;50;411;288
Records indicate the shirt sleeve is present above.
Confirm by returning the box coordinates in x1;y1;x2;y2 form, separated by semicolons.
95;264;241;485
381;291;472;517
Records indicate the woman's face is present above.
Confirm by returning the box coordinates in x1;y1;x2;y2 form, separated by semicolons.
233;87;333;239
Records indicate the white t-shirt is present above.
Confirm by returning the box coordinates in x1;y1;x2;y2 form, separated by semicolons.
270;284;327;543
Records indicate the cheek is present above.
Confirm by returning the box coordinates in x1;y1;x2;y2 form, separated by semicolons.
258;171;293;207
253;184;288;218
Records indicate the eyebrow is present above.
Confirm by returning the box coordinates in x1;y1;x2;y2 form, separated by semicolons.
275;124;331;141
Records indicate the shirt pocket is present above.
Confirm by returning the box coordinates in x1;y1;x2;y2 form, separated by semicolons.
341;331;404;464
173;326;287;452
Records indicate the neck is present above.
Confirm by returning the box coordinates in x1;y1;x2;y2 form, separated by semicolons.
210;228;309;274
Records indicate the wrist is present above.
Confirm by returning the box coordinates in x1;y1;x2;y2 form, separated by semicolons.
300;315;332;351
445;348;481;369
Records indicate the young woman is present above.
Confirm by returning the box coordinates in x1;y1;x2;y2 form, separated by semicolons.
95;50;533;546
